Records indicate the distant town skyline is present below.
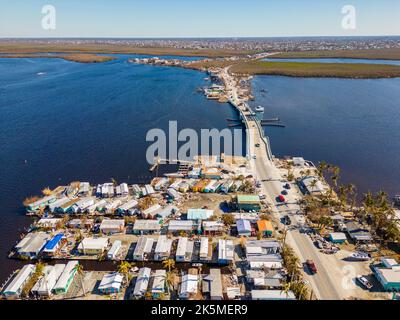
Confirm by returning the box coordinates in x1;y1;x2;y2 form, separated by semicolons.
0;0;399;38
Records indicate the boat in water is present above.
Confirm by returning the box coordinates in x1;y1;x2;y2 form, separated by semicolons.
255;106;264;112
348;251;371;261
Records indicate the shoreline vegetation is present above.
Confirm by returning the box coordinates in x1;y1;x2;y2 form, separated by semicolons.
0;42;255;58
269;48;400;60
1;42;400;77
228;60;400;79
0;53;116;63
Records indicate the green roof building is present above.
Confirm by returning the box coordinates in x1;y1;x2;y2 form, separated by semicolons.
236;195;261;211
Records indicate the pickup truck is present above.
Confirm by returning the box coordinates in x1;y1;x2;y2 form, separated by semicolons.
306;259;317;274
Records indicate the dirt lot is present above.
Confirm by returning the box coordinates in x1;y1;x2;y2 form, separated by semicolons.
178;193;232;215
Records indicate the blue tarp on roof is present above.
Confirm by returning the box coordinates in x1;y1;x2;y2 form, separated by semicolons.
44;233;64;250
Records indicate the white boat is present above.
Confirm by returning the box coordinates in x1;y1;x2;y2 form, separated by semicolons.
348;251;371;261
255;106;264;112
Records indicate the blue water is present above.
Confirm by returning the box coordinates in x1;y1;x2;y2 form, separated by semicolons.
262;58;400;65
251;75;400;197
0;55;240;280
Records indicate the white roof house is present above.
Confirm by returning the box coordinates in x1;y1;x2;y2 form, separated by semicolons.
31;264;65;296
107;240;122;260
218;239;234;264
99;219;125;234
53;261;79;294
71;197;95;213
175;237;194;262
292;157;305;166
154;235;173;261
142;204;162;216
98;272;123;294
133;267;151;297
168;220;194;232
133;220;161;234
117;199;138;213
199;237;211;261
78;237;109;254
116;183;129;196
151;270;166;295
202;269;223;300
2;264;35;299
251;289;296;300
48;197;70;212
133;236;155;261
17;232;49;258
179;274;198;299
301;176;326;194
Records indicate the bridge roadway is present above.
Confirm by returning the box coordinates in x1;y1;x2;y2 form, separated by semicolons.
221;66;343;300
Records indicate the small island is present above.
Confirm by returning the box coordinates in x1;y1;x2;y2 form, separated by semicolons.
0;53;116;63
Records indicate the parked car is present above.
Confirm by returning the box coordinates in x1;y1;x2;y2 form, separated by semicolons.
278;194;286;202
281;190;288;195
284;183;291;189
255;143;260;147
356;275;373;290
306;259;317;274
283;215;291;225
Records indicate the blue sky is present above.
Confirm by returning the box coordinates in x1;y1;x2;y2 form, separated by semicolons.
0;0;399;37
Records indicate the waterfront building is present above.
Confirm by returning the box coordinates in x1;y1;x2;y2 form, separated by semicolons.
132;220;161;235
36;218;62;230
151;269;166;298
345;221;372;242
2;264;35;299
257;220;273;237
133;267;151;298
292;157;305;167
99;219;125;234
133;236;155;261
98;272;123;294
372;258;400;291
202;269;223;300
107;240;122;260
217;239;234;265
27;194;57;212
42;233;65;256
31;264;65;297
167;187;180;200
236;195;261;211
237;219;252;236
48;197;70;213
175;237;194;262
77;237;109;255
78;182;90;196
299;176;326;195
16;232;49;259
70;197;95;214
153;235;173;261
53;261;78;294
115;183;129;197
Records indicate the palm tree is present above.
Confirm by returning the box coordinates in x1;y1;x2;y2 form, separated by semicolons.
73;263;86;297
165;269;176;296
117;261;132;285
162;259;175;273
